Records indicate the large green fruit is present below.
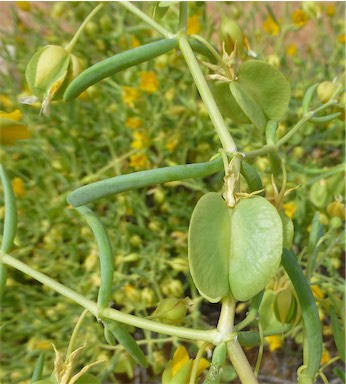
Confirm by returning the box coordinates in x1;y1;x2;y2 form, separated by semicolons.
188;193;283;302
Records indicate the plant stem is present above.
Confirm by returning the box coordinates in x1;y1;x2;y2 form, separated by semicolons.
274;112;313;148
227;339;258;383
65;3;104;53
2;253;97;313
217;296;235;337
67;309;89;356
119;1;174;39
178;2;188;32
178;35;237;153
1;253;218;344
101;306;218;344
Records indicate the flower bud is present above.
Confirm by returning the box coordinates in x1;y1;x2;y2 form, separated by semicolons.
317;81;338;103
327;199;346;219
25;45;82;114
0;109;31;146
152;297;190;325
219;19;244;55
274;286;299;324
160;279;183;297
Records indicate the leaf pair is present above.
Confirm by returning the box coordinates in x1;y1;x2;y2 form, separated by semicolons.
211;60;291;129
188;193;283;302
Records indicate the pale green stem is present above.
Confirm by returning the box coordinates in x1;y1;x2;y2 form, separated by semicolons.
254;321;264;377
227;339;258;384
189;342;209;384
119;1;174;39
67;309;89;357
217;296;235;337
190;34;230;76
243;98;339;160
65;3;104;53
178;2;188;32
2;253;96;313
1;253;218;344
274;112;313;148
178;35;237;153
217;297;258;383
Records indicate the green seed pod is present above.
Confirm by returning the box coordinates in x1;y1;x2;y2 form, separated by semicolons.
273;286;298;324
317;81;338;103
25;45;82;114
219;19;244;55
26;45;81;99
152;297;189;325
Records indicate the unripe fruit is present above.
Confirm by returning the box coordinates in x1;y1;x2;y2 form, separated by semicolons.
219;19;244;55
152;297;189;325
327;200;346;219
317;81;338;103
274;286;298;324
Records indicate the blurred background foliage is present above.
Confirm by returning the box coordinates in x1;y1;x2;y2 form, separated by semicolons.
0;2;344;383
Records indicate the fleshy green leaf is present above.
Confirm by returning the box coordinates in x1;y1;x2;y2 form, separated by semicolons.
210;81;251;124
229;197;283;301
188;193;231;303
230;81;267;129
237;60;291;121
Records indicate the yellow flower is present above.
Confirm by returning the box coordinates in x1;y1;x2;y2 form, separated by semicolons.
126;117;142;130
122;86;140;107
338;34;346;44
129;153;149;169
166;138;178;152
321;348;331;364
286;43;298;56
265;335;283;352
0;95;14;110
283;201;297;219
162;345;209;384
131;131;149;150
140;71;159;93
291;9;309;28
27;338;51;351
11;177;25;197
325;4;335;17
311;284;324;300
131;35;140;48
263;15;280;36
186;14;201;35
16;1;31;11
0;109;31;146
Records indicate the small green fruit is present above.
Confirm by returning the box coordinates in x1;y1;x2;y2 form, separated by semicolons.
152;297;189;325
219;19;244;54
317;81;338;103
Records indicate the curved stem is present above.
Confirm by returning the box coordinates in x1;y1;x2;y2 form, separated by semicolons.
65;3;104;53
227;339;258;384
74;206;114;309
178;35;237;153
119;1;174;39
67;309;89;356
1;253;218;344
189;342;209;384
0;165;17;253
